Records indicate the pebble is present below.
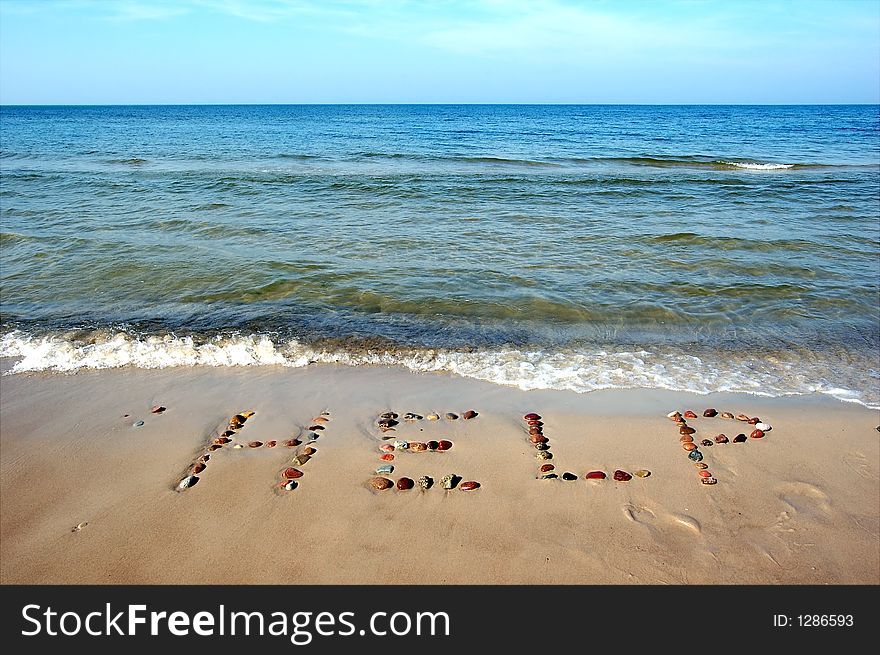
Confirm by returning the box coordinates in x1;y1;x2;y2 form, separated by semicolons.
266;441;277;448
313;416;329;423
380;453;395;462
463;410;478;420
634;470;651;478
754;422;772;431
535;442;549;451
683;442;697;452
703;409;717;417
233;444;244;449
403;412;423;421
379;444;395;453
585;471;606;480
376;464;394;475
750;429;765;439
736;414;750;422
715;434;729;444
562;472;578;481
379;412;398;420
667;411;682;420
427;413;440;421
303;446;317;455
680;435;694;443
747;417;761;425
221;430;236;438
191;462;206;474
397;477;414;490
370;477;393;490
613;470;632;482
284;439;300;447
393;440;409;451
437;440;453;451
439;474;457;490
459;481;480;491
241;411;256;419
282;467;303;479
445;413;458;420
207;444;222;451
699;470;713;478
133;421;144;427
71;522;88;532
683;411;698;419
283;480;298;491
178;475;198;490
151;405;166;414
214;437;232;445
540;473;558;480
688;449;703;462
700;439;714;447
701;477;718;485
720;412;735;419
197;454;210;463
530;434;549;444
418;476;433;489
536;450;552;460
292;454;311;466
527;421;543;428
309;425;325;431
528;427;544;435
733;433;747;443
248;441;262;448
427;440;439;451
409;442;428;452
523;413;541;421
680;426;696;435
540;464;555;472
694;462;708;469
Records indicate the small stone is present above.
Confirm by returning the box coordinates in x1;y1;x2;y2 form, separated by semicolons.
379;412;398;420
585;471;606;480
207;444;222;451
528;426;544;435
700;439;714;447
370;477;393;490
535;442;549;451
613;470;632;481
393;440;409;451
232;444;244;449
214;437;232;445
539;473;558;480
680;435;694;443
151;405;166;414
680;426;696;435
750;429;764;439
720;412;735;419
403;412;422;421
715;434;729;444
133;421;144;427
699;470;713;478
312;416;329;423
283;480;298;491
376;464;394;475
459;481;480;491
530;434;549;444
417;476;433;489
221;430;236;438
292;454;311;466
733;433;747;443
463;410;478;420
736;414;750;422
684;410;698;419
178;475;198;489
191;462;206;474
445;413;458;420
426;413;440;421
303;446;316;455
667;411;682;420
439;474;458;490
703;409;717;417
284;439;301;447
380;444;395;453
683;442;697;452
701;477;718;485
634;469;651;478
240;411;256;418
523;413;541;421
426;440;439;451
754;422;771;431
748;417;761;425
380;453;395;462
197;454;210;463
309;425;325;431
71;522;88;532
527;420;542;427
536;450;552;460
688;449;703;462
540;464;555;472
562;472;578;481
282;467;303;479
694;462;708;469
437;440;453;451
248;441;262;448
409;441;428;452
265;440;277;448
397;477;414;490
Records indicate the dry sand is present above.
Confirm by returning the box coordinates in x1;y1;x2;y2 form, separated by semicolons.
1;362;877;584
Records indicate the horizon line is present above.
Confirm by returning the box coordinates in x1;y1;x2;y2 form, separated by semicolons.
2;102;878;107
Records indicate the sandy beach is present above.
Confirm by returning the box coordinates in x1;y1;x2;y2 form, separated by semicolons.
1;361;877;585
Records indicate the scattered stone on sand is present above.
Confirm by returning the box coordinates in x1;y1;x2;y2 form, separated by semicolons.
540;473;558;480
634;470;651;478
536;450;552;460
282;467;304;479
754;422;772;431
463;410;478;420
378;419;398;429
426;413;440;421
613;470;632;482
379;412;398;420
303;446;316;455
417;476;433;489
459;481;480;490
539;464;555;472
683;410;698;419
703;408;717;417
133;421;144;428
312;416;329;423
393;439;409;451
214;437;232;445
680;435;694;443
535;442;549;451
197;454;210;463
71;522;88;533
750;429;765;439
667;411;682;420
178;475;198;490
714;434;729;444
700;439;714;447
150;405;166;414
370;477;393;491
585;471;606;480
309;425;325;431
397;477;414;490
698;470;713;478
403;412;422;421
530;434;549;444
683;442;697;452
380;453;395;462
248;441;262;448
688;449;703;462
207;444;222;452
292;454;311;466
694;462;708;469
680;426;696;435
283;480;298;491
380;444;395;453
409;441;427;452
733;433;747;443
701;477;718;485
426;440;439;451
191;462;206;474
284;438;301;448
439;474;458;490
437;439;453;451
528;426;543;435
524;413;541;421
376;464;394;475
445;413;458;420
720;412;735;419
379;427;397;433
265;440;277;448
747;417;761;425
233;444;244;449
736;414;750;422
562;472;578;481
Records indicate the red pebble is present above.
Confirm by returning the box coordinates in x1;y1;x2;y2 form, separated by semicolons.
699;470;713;478
284;439;300;447
523;413;541;421
684;410;698;419
265;441;276;448
437;440;453;451
380;454;395;462
396;477;414;490
379;444;395;452
540;464;555;472
748;417;761;425
613;470;632;481
530;434;548;444
459;481;480;491
750;429;764;439
191;463;205;474
281;468;303;479
248;441;262;448
703;408;717;417
680;426;696;435
585;471;607;480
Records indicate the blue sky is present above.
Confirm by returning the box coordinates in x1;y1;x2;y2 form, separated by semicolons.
1;0;878;103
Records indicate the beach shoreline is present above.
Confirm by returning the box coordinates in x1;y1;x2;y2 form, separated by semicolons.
1;363;877;584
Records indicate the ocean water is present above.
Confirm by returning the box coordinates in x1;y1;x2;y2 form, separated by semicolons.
1;105;878;407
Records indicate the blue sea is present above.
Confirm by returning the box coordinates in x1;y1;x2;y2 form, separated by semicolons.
1;105;878;407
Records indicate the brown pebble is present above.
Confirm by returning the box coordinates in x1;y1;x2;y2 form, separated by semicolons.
409;442;428;451
680;434;694;443
683;442;697;451
540;464;555;472
427;440;439;451
703;409;717;417
527;420;543;427
680;426;696;435
613;470;632;481
396;477;414;490
694;462;708;469
459;481;480;491
308;425;325;431
303;446;316;455
733;433;747;443
668;412;683;422
281;467;303;479
528;426;543;435
265;440;276;448
370;477;393;490
312;416;329;423
736;414;750;422
150;405;166;414
208;444;222;451
462;410;478;420
750;429;764;439
191;463;205;474
530;434;549;444
683;410;698;419
214;437;231;445
748;417;761;425
720;412;735;419
437;440;453;451
523;413;541;421
284;439;301;447
248;441;262;448
714;434;729;444
585;471;606;480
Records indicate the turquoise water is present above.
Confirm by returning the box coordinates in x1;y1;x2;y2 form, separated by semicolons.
1;105;878;406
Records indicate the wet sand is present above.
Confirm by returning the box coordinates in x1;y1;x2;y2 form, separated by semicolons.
0;363;877;584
